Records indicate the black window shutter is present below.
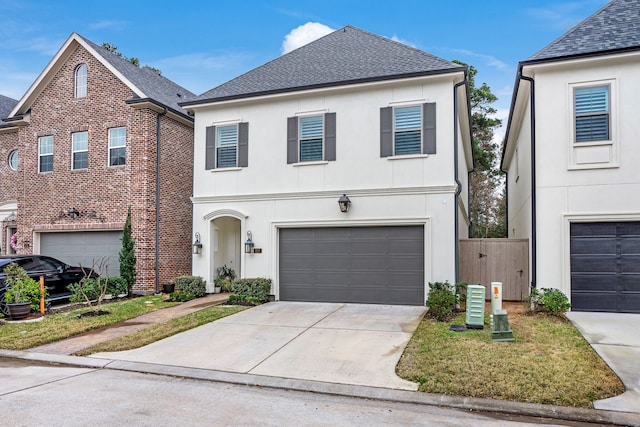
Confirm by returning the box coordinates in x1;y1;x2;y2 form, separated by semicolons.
238;122;249;167
287;116;298;164
380;107;393;157
324;112;336;161
205;126;216;169
423;102;436;154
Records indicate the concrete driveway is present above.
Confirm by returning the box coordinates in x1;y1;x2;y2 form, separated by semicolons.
566;311;640;413
91;301;427;390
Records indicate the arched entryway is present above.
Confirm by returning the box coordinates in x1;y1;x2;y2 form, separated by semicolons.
211;216;241;290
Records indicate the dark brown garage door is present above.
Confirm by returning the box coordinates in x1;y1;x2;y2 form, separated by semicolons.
279;226;424;305
570;222;640;313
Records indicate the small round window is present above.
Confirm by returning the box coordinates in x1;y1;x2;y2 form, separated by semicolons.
8;150;19;170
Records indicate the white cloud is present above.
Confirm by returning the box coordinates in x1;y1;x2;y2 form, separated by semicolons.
451;48;511;72
281;22;333;54
390;35;416;48
89;20;128;31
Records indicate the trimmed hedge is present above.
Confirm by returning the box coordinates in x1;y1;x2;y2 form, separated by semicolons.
231;278;272;303
174;275;206;298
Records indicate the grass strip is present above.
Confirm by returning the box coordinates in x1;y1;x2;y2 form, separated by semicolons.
0;296;180;350
396;309;625;408
74;304;248;356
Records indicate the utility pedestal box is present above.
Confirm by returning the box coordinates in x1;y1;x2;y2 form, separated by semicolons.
465;284;485;329
491;309;515;342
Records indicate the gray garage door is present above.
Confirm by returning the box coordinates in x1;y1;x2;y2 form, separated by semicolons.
570;222;640;313
40;231;123;277
279;226;424;305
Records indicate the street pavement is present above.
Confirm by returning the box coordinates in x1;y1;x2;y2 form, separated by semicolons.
0;358;617;426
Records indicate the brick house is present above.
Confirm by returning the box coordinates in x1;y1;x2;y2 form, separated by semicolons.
1;33;195;293
0;94;19;251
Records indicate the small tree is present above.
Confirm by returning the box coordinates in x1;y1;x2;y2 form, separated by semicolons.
71;257;110;312
119;206;137;295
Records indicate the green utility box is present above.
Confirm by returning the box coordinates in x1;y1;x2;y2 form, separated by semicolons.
491;309;515;342
465;284;485;329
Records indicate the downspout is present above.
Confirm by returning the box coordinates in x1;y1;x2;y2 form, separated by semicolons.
453;75;468;285
520;74;537;290
155;107;167;294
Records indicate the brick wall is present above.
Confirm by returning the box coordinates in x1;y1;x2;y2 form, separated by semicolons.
12;43;193;292
0;127;20;252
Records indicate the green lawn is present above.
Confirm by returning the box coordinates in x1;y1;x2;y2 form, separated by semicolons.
396;306;625;408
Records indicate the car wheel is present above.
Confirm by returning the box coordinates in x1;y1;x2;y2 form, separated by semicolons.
0;291;8;317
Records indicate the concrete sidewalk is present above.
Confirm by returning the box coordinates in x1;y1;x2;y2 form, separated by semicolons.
566;311;640;414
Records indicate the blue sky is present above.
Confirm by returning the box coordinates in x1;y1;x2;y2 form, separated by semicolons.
0;0;610;133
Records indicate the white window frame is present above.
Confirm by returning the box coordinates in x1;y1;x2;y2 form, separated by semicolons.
298;114;324;162
568;79;617;170
215;124;238;168
108;127;126;167
393;105;422;156
71;131;88;170
8;150;18;171
38;135;54;173
75;64;87;98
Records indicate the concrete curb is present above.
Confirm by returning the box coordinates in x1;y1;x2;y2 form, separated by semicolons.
3;349;639;426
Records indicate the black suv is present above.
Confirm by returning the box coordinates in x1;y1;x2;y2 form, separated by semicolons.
0;255;97;316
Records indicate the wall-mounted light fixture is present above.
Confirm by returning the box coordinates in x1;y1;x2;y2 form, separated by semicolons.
68;207;80;219
244;231;254;254
192;232;203;254
338;194;351;213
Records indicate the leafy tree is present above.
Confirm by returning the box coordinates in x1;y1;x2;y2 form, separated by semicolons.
119;206;137;295
101;42;161;74
454;60;505;238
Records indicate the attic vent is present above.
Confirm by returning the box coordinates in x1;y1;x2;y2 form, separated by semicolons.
177;93;182;98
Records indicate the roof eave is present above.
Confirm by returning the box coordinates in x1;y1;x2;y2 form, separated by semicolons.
126;98;194;127
181;66;467;108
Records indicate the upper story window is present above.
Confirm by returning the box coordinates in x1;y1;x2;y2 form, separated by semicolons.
108;127;126;166
287;112;336;164
75;64;87;98
8;150;19;171
380;103;436;158
575;86;609;142
38;136;54;173
205;123;248;170
72;131;88;170
394;106;422;155
299;115;324;162
216;125;238;168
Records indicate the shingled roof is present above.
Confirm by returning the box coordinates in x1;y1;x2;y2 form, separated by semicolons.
79;35;196;114
0;94;18;126
527;0;640;62
186;25;463;105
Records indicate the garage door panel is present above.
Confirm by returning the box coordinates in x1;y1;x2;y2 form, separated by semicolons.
571;292;618;312
570;238;616;255
279;226;424;305
571;223;616;236
621;239;640;254
621;256;640;273
572;274;616;291
570;255;617;273
621;275;640;291
620;293;640;312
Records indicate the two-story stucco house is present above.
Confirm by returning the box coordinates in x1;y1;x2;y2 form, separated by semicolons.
501;0;640;313
182;26;472;305
1;33;196;293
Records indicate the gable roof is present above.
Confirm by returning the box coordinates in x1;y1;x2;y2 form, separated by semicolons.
0;95;18;126
8;33;195;122
526;0;640;63
184;25;464;106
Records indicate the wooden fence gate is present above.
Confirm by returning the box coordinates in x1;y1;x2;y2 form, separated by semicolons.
459;239;529;301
